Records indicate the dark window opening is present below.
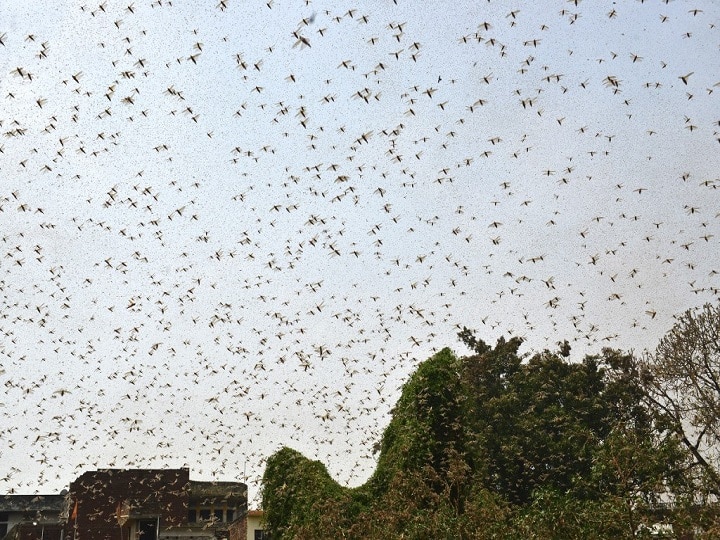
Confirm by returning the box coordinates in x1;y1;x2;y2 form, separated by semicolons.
214;510;223;522
225;510;234;522
42;525;63;540
0;512;8;538
137;519;158;540
187;510;196;523
199;509;210;522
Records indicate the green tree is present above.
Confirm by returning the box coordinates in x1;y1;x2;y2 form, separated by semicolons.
261;333;699;539
261;447;353;538
368;348;464;499
639;302;720;493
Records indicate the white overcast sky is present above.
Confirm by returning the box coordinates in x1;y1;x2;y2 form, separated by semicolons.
1;0;719;505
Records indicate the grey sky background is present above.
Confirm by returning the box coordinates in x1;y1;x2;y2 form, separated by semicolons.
1;0;719;505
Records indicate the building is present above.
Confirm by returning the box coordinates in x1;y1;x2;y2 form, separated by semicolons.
1;469;247;540
0;494;65;540
244;511;267;540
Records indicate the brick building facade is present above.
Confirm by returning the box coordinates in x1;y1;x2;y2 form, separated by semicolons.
2;469;246;540
66;468;190;540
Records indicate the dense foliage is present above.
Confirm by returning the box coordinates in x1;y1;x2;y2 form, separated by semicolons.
262;307;720;538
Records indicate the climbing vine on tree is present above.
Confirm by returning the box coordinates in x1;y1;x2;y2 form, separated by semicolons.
262;326;709;539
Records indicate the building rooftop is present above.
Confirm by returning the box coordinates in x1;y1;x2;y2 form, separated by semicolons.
0;495;65;515
189;481;247;503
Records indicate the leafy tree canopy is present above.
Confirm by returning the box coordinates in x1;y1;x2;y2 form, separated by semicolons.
262;330;705;539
